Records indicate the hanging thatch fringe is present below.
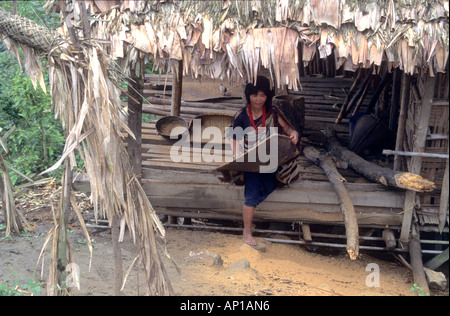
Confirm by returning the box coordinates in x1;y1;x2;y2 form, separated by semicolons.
52;0;449;90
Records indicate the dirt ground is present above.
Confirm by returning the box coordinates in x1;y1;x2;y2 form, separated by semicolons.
0;185;448;297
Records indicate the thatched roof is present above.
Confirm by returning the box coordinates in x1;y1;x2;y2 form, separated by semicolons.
49;0;448;90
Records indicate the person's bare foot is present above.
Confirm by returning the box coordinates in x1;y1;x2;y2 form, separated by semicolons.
243;233;258;247
243;235;267;252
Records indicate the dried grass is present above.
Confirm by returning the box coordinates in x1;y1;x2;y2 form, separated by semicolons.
1;5;175;295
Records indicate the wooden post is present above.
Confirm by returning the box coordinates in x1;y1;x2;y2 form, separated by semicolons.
409;228;431;296
57;159;73;296
124;58;144;296
382;228;397;250
399;75;436;247
127;58;144;177
171;59;183;117
111;215;123;296
168;58;183;225
438;145;449;233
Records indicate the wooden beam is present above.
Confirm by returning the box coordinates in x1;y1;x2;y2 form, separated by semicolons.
155;206;403;227
425;247;449;270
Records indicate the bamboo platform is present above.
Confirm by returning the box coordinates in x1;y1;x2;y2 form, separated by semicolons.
139;127;405;229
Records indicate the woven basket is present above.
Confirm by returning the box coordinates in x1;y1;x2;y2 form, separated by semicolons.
155;116;188;138
188;113;234;141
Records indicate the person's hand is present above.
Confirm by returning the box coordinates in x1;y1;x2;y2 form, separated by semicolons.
289;131;299;145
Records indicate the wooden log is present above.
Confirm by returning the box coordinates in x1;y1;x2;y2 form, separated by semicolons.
303;146;359;260
382;228;397;250
326;137;435;192
301;223;313;242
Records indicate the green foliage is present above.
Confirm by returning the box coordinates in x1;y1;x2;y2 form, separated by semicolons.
0;0;65;185
0;60;65;184
0;0;60;29
0;279;42;296
410;283;430;296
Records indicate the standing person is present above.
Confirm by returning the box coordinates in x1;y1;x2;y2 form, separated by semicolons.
231;76;300;249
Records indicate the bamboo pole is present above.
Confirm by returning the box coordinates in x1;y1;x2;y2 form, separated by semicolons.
383;149;449;159
335;65;363;124
438;146;449;233
399;75;436;246
393;72;412;171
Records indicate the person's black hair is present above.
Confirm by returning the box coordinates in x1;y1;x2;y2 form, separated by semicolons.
244;76;274;107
